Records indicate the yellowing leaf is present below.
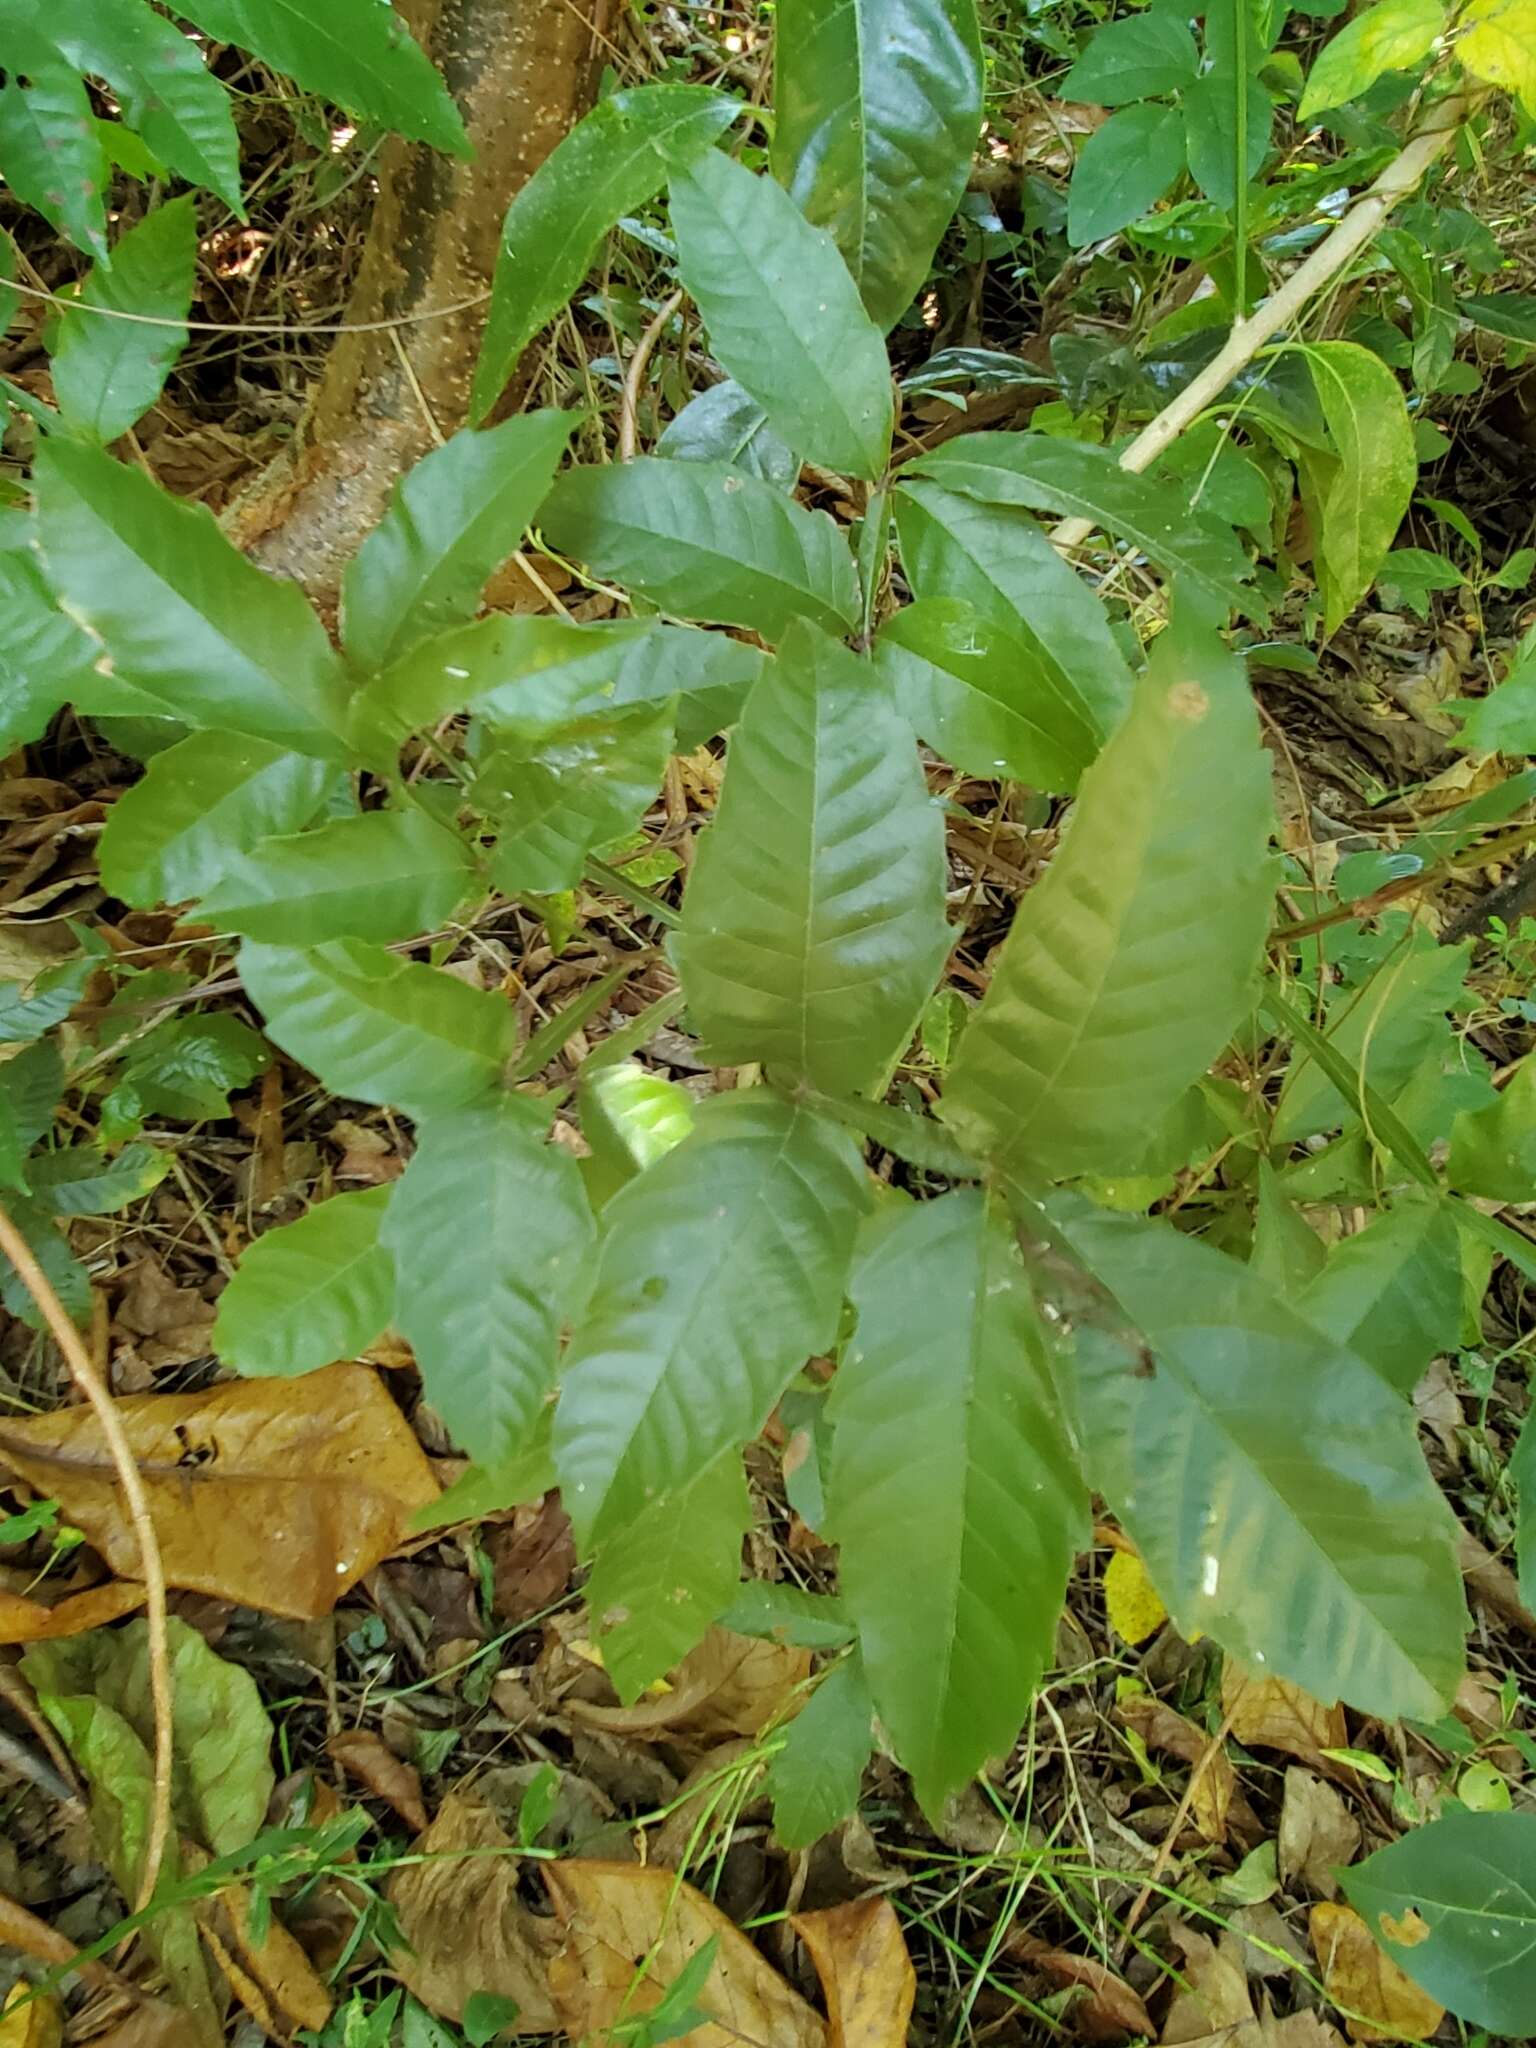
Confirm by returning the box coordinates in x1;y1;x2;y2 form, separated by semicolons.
792;1899;914;2048
0;1986;62;2048
1104;1548;1169;1645
1310;1902;1446;2042
1458;0;1536;113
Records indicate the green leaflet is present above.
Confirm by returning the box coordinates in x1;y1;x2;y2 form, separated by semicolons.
1045;1191;1468;1722
472;86;739;419
771;0;982;331
669;153;893;480
1066;102;1186;248
1300;341;1417;635
581;1058;695;1207
99;732;343;908
657;380;798;489
104;1013;269;1131
239;939;514;1117
50;195;198;444
829;1188;1085;1817
0;538;111;753
1459;293;1536;344
340;412;575;674
213;1184;396;1377
0;1196;91;1329
674;621;950;1097
0;39;111;258
1296;1196;1462;1396
1449;1051;1536;1203
1343;1811;1536;2035
1249;1159;1328;1296
893;479;1133;740
875;597;1100;792
34;441;351;758
1298;0;1445;116
554;1092;866;1548
541;460;860;644
585;1449;751;1699
907;432;1258;614
27;1141;169;1216
719;1582;856;1650
0;1039;64;1190
0;950;97;1046
765;1654;875;1849
410;1409;557;1533
1063;15;1199;102
382;1094;595;1468
200;808;474;945
941;618;1274;1182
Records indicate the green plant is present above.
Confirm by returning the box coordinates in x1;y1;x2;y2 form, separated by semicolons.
7;0;1536;2030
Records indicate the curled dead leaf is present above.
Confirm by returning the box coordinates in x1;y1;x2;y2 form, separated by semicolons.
567;1627;810;1743
793;1899;915;2048
544;1858;824;2048
0;1580;143;1646
1161;1926;1254;2044
1278;1768;1360;1899
1309;1903;1444;2044
326;1729;428;1833
0;1364;437;1618
486;1495;575;1624
200;1884;332;2043
1012;1942;1154;2045
1118;1697;1237;1843
1222;1664;1346;1762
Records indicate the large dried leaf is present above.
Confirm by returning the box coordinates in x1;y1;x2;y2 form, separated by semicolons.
1222;1665;1347;1762
568;1626;809;1744
544;1859;824;2048
0;1363;436;1617
792;1899;915;2048
1309;1904;1445;2043
1279;1768;1360;1899
201;1884;332;2041
0;1580;142;1645
1117;1696;1236;1843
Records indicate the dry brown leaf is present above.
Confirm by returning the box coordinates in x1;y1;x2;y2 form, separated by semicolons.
0;1364;437;1618
1017;1946;1154;2044
792;1899;914;2048
1161;1926;1255;2044
71;1998;205;2048
1222;1664;1346;1761
0;1985;61;2048
487;1495;575;1623
0;1889;126;1992
1309;1904;1445;2043
1279;1768;1360;1899
327;1729;428;1832
544;1859;824;2048
1118;1697;1236;1842
569;1627;810;1742
0;1579;143;1645
387;1791;556;2030
200;1885;332;2045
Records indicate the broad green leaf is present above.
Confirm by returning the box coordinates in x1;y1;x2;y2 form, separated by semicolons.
104;1013;269;1129
893;480;1133;739
0;51;110;260
27;1141;169;1216
1343;1811;1536;2034
554;1092;866;1547
1298;0;1445;117
382;1094;594;1467
581;1058;695;1206
472;86;739;419
478;700;675;897
99;732;342;908
213;1184;395;1378
1449;1052;1536;1203
910;433;1255;614
1182;71;1273;214
1066;102;1186;249
239;940;513;1116
541;459;859;643
200;809;473;945
409;1408;556;1532
719;1582;856;1650
1454;636;1536;752
875;599;1099;791
1047;1190;1467;1721
830;1189;1085;1816
765;1654;875;1849
941;620;1274;1181
585;1450;752;1699
1250;1159;1327;1295
0;542;108;753
1063;14;1200;103
341;412;575;673
0;1196;90;1328
34;441;350;757
657;380;798;490
50;195;197;444
0;1039;63;1190
675;621;949;1096
0;950;97;1045
1456;0;1536;115
1301;342;1416;634
669;154;893;480
177;0;467;154
1459;293;1536;344
772;0;983;331
1297;1197;1462;1395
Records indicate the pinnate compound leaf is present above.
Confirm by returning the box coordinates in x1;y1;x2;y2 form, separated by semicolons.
941;619;1274;1182
541;459;859;643
472;86;739;419
213;1185;396;1379
829;1188;1085;1816
239;940;513;1117
1301;342;1416;635
669;153;893;479
1063;14;1200;103
50;195;198;444
894;479;1133;739
1066;101;1186;248
675;621;949;1096
200;809;474;945
1296;1197;1462;1396
766;1654;875;1849
1298;0;1445;116
1046;1191;1468;1722
876;596;1100;791
771;0;982;331
1342;1811;1536;2035
382;1094;594;1468
99;732;341;908
585;1449;751;1700
34;441;350;757
1456;0;1536;114
341;412;575;673
908;432;1257;613
554;1093;866;1548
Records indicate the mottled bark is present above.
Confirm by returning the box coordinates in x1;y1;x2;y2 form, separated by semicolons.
226;0;612;606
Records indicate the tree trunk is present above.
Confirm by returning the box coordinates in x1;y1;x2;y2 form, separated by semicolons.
226;0;613;607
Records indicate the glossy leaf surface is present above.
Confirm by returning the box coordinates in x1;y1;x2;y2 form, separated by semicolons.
200;809;474;945
51;195;198;443
213;1185;396;1379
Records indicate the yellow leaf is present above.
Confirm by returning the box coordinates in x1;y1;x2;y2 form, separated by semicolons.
0;1986;63;2048
1310;1903;1445;2043
1104;1548;1168;1645
1458;0;1536;113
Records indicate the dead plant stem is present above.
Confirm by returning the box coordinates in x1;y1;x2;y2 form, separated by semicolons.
619;290;683;463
